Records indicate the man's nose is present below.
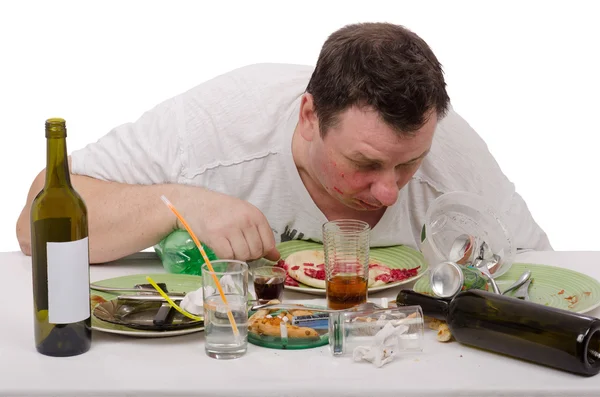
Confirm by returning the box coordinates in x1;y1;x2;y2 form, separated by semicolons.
370;171;400;207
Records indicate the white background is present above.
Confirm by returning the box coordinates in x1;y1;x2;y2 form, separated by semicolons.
1;0;598;253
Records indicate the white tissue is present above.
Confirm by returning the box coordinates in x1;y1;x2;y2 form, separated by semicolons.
179;275;237;315
180;287;207;315
352;322;410;368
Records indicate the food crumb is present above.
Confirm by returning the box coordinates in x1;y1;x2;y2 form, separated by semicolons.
584;292;592;296
558;289;565;295
565;295;579;308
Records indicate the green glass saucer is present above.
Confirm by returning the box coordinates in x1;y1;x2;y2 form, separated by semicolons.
247;307;329;350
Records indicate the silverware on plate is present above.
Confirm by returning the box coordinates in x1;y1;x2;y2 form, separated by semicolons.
90;283;186;296
502;270;531;296
512;278;532;301
90;282;187;325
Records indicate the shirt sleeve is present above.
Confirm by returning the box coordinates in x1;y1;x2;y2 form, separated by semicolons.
70;95;183;185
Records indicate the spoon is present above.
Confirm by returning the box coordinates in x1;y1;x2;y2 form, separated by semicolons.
478;240;495;262
249;301;382;313
501;270;531;296
473;240;503;294
473;257;501;294
449;234;476;264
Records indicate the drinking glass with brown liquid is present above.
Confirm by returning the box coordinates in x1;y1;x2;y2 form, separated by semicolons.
252;266;286;303
323;220;371;310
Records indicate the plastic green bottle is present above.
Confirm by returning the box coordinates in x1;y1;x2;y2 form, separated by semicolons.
154;229;218;275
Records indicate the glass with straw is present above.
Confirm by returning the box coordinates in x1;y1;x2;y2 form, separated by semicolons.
201;260;248;359
159;195;247;359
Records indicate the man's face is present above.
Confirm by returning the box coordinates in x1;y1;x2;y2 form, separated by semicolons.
308;106;436;211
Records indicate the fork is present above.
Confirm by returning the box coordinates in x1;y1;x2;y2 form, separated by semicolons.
513;278;532;301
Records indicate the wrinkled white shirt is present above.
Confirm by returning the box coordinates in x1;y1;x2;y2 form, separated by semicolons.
70;63;552;251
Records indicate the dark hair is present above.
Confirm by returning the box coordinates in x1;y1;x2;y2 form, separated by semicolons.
306;22;450;137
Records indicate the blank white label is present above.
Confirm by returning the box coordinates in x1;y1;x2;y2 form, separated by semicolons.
47;237;90;324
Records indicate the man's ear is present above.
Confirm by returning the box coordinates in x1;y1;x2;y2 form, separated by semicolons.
298;93;319;142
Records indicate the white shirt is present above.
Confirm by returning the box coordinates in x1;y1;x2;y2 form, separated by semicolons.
70;63;552;252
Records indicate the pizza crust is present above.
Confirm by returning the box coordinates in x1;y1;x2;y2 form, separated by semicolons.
248;300;320;340
255;317;320;339
367;263;392;287
285;250;327;289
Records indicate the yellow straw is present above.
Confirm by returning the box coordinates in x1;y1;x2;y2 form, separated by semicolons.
145;275;202;321
159;195;240;337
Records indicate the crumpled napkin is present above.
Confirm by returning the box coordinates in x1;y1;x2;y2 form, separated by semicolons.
352;321;410;368
180;288;204;315
180;275;237;315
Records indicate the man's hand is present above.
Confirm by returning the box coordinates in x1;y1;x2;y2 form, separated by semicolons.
178;190;280;262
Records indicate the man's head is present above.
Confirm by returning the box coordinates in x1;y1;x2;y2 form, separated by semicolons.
306;22;449;137
299;22;449;211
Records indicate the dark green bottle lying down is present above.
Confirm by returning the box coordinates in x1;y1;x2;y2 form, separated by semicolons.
397;288;600;376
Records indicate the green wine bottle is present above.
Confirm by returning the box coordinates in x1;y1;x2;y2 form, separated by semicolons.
30;118;92;357
397;289;600;376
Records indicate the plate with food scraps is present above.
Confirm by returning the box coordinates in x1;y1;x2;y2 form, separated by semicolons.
413;262;600;314
90;273;204;337
268;240;428;296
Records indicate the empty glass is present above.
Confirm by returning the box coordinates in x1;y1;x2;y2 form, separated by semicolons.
329;305;424;362
420;191;515;280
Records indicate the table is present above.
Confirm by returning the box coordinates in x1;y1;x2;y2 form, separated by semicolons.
2;250;600;396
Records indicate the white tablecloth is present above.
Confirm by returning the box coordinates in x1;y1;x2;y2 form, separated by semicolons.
2;250;600;396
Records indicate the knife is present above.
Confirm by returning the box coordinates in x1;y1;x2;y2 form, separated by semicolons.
117;294;186;302
90;283;187;297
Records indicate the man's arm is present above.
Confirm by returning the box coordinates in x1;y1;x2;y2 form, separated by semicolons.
16;160;280;264
17;66;288;263
16;159;181;263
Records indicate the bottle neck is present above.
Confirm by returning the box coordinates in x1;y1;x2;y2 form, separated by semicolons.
44;119;72;189
396;290;450;321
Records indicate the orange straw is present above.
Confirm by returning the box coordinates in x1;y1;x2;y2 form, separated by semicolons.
160;195;240;338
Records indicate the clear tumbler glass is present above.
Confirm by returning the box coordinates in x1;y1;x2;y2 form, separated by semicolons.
322;219;371;310
329;305;424;358
202;260;249;359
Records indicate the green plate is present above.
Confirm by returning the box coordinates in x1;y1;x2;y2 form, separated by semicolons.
90;273;205;337
413;262;600;314
247;305;329;350
274;240;428;296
